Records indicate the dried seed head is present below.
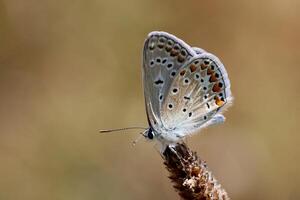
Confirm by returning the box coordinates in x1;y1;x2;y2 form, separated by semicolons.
163;143;230;200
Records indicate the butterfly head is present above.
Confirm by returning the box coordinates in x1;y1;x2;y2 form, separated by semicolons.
143;127;157;140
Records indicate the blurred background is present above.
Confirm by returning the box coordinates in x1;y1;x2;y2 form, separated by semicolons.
0;0;299;199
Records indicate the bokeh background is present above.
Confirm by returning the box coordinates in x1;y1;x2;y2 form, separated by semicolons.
0;0;299;199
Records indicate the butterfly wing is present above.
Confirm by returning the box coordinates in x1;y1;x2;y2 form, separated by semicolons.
192;47;206;55
142;31;196;130
160;53;233;140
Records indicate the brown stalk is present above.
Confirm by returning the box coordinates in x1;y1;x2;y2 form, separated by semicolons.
163;143;230;200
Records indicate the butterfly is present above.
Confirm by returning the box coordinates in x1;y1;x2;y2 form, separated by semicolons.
100;31;232;148
141;31;232;146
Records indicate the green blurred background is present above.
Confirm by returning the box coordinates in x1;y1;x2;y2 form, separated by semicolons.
0;0;299;199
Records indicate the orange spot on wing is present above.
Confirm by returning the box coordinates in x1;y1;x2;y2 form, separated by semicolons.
177;55;185;63
165;46;172;52
212;83;221;93
200;63;207;70
207;68;213;75
215;97;225;106
189;64;197;73
209;73;218;82
180;70;186;76
170;49;179;56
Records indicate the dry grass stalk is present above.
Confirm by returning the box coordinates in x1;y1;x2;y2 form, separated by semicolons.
163;143;230;200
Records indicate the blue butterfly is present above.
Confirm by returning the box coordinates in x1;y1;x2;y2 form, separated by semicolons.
100;31;232;148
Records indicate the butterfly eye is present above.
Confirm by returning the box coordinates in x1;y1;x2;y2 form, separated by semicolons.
147;129;154;139
168;103;173;110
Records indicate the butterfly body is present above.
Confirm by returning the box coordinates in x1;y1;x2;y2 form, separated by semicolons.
142;31;232;145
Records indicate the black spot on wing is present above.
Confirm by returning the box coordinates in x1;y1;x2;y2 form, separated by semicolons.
154;79;164;85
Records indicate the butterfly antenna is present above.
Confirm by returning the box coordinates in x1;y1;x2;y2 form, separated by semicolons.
99;127;147;133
